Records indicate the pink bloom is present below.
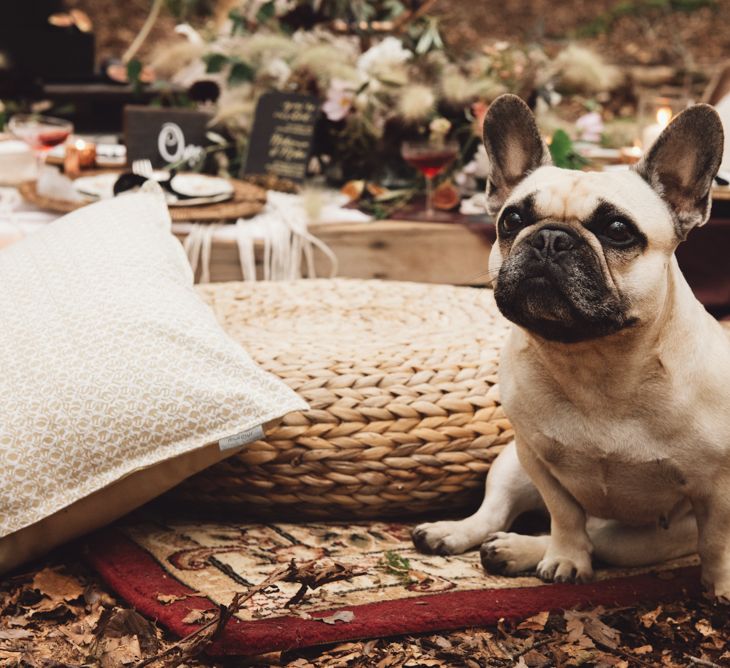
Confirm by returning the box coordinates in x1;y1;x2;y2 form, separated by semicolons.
323;79;355;122
575;112;604;143
471;100;488;136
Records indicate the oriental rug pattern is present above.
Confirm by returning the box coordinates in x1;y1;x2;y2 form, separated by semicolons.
86;517;701;657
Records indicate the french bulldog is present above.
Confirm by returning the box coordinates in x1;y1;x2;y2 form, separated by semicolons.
412;94;730;603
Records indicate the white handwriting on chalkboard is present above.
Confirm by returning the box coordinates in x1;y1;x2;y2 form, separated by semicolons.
268;132;309;160
273;101;317;123
157;122;204;166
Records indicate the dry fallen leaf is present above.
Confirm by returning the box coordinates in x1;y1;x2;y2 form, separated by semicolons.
640;605;663;628
283;558;366;607
315;610;355;625
93;607;159;660
517;610;549;631
0;628;33;640
564;609;620;651
32;568;84;603
0;650;22;660
85;583;116;609
28;567;85;612
181;609;217;625
97;634;142;668
634;644;653;655
583;613;621;650
155;593;188;605
564;610;586;644
695;618;715;637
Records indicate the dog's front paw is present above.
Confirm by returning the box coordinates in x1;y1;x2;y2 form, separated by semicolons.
536;549;593;584
411;521;476;555
480;532;548;575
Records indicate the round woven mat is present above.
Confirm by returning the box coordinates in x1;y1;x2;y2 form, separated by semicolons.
18;177;266;221
170;279;513;519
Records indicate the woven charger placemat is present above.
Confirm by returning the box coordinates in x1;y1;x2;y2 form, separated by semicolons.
18;177;267;221
168;279;513;518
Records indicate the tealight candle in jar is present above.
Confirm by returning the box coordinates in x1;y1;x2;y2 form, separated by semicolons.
641;106;672;152
636;92;690;155
77;140;96;168
64;138;96;176
64;138;81;177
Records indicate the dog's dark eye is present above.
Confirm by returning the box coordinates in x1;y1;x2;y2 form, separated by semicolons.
602;220;635;246
499;210;524;235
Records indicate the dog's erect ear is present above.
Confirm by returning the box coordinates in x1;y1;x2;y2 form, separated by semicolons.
634;104;724;240
482;94;552;215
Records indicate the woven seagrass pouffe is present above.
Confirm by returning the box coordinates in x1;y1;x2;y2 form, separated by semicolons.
169;279;513;518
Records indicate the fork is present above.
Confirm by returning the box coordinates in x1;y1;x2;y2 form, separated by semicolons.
120;160;195;201
131;159;154;178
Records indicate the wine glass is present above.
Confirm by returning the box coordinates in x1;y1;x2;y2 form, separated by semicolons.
8;114;74;175
401;139;459;218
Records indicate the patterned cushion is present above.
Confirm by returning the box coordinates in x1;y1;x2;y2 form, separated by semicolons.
0;191;306;572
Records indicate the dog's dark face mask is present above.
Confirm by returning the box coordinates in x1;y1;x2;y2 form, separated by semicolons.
481;95;723;343
494;219;633;343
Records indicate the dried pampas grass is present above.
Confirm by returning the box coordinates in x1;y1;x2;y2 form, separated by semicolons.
533;98;573;138
212;84;256;131
150;41;206;80
397;84;435;122
552;44;622;94
229;33;299;65
291;45;359;85
441;67;505;105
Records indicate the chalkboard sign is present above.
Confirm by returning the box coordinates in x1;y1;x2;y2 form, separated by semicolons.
124;106;212;168
242;92;319;183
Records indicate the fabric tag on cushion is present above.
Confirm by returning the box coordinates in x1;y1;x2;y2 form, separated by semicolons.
219;424;265;451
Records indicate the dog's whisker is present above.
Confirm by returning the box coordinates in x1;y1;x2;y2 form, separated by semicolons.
462;268;501;284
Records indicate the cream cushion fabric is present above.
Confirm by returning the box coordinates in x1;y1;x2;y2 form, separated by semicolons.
0;191;307;572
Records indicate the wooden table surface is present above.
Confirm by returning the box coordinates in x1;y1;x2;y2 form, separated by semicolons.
176;218;495;286
177;186;730;289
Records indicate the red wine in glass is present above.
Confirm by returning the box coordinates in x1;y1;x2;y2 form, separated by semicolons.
37;128;72;150
403;148;457;178
8;114;75;175
401;140;459;218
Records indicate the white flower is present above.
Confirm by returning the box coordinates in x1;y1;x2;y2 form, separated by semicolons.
429;117;451;137
262;57;291;87
357;36;412;76
323;79;356;121
462;144;490;179
575;112;604;143
174;23;204;45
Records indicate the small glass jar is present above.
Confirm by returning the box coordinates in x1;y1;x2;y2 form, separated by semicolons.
636;91;692;153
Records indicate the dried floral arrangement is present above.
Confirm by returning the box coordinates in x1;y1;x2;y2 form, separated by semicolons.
148;0;626;199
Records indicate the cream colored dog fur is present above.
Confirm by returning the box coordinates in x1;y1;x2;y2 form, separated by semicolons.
413;95;730;603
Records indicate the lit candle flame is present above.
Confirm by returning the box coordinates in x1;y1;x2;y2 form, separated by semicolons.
656;106;672;128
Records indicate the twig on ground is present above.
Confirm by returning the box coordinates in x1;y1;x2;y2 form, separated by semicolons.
134;558;366;667
685;655;723;668
134;564;290;667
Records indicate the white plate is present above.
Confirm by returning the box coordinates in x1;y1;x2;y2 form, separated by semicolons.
170;174;233;199
73;172;234;207
73;173;119;200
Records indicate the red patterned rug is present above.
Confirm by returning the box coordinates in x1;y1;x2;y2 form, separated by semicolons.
85;517;702;657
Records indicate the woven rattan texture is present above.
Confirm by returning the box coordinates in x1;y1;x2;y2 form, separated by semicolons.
168;279;513;519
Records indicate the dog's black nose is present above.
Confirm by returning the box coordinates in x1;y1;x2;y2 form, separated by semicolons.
529;227;577;260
